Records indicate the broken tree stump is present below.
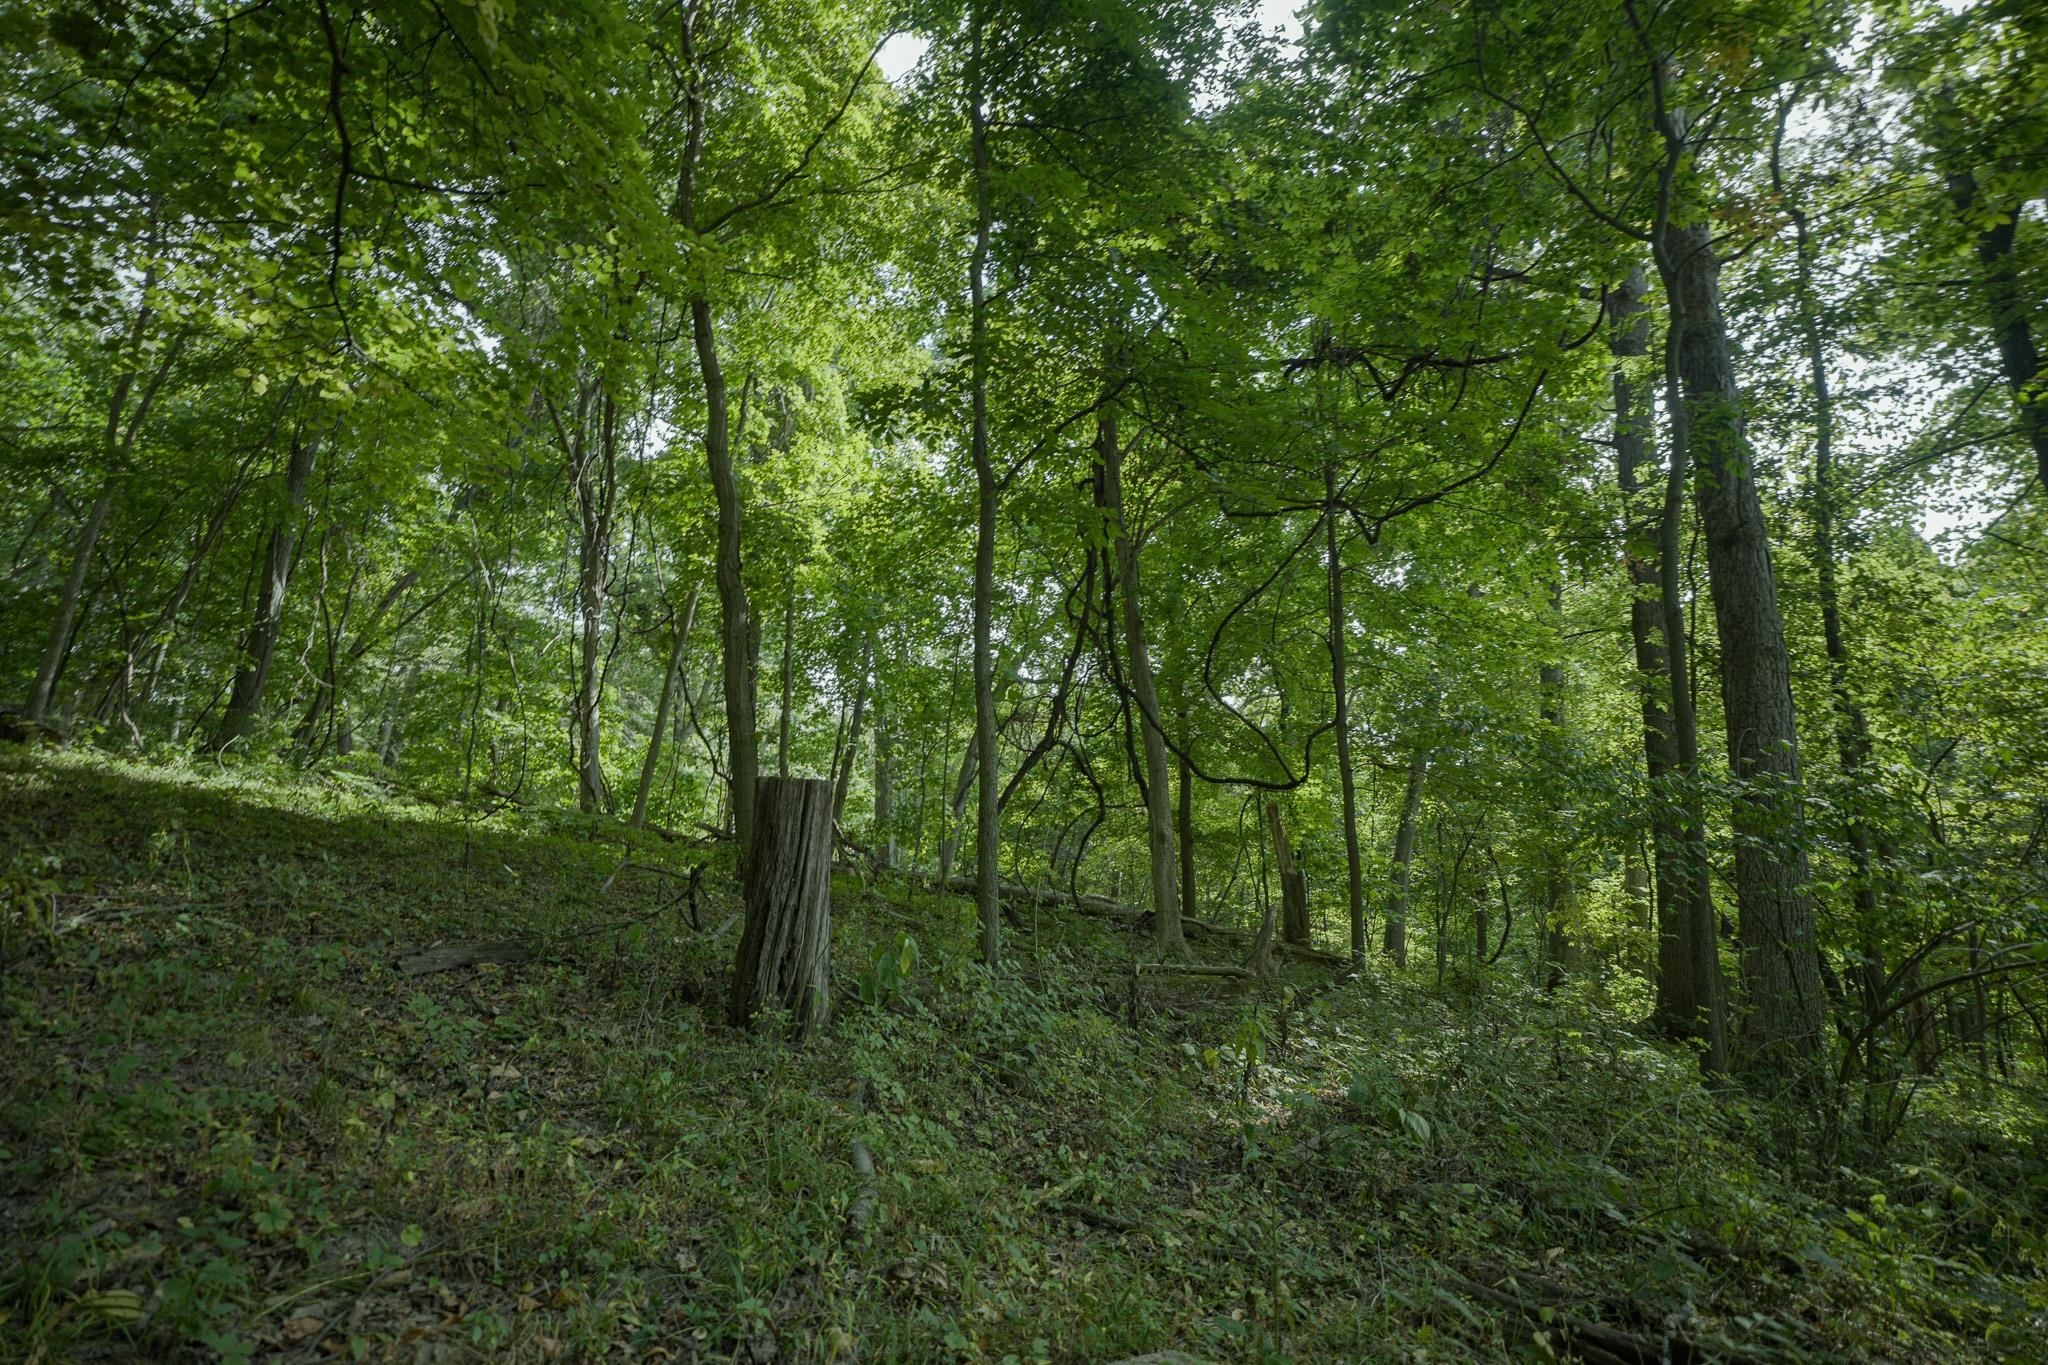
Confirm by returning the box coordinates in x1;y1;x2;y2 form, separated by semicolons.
728;776;835;1038
1265;800;1311;946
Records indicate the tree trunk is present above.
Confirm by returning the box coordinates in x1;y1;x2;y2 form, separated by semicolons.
1947;172;2047;490
633;581;701;828
25;304;182;725
1265;799;1311;947
570;388;620;814
1777;146;1890;1034
1098;409;1183;956
693;297;759;867
1385;754;1424;969
872;630;895;869
293;569;422;756
967;30;1001;965
1325;467;1368;963
728;776;834;1039
209;427;321;751
778;587;795;779
1611;269;1700;1033
833;635;871;827
1539;579;1574;990
1176;716;1198;933
1658;215;1820;1074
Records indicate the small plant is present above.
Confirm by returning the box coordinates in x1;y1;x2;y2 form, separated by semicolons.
858;933;919;1009
2;849;62;957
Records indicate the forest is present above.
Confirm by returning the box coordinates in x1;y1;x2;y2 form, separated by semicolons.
1;0;2045;1360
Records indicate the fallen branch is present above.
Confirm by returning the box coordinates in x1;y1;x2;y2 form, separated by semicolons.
1043;1198;1140;1232
394;940;530;976
1445;1265;1728;1365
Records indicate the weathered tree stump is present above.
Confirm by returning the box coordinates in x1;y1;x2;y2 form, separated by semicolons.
728;776;834;1038
1265;800;1312;946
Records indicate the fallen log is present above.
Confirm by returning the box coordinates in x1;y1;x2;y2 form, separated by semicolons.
395;940;531;976
1133;963;1252;979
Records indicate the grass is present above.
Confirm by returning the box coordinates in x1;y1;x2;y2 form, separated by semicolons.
1;747;2043;1362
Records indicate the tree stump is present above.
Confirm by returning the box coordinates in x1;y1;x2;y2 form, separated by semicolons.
1265;800;1312;946
728;776;835;1038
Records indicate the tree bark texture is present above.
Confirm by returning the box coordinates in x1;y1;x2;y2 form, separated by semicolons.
1659;218;1821;1072
634;582;701;828
968;34;1001;965
1325;466;1368;963
211;427;321;751
1098;410;1184;956
1385;754;1424;969
728;776;834;1038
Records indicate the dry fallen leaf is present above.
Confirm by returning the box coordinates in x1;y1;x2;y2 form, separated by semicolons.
281;1313;324;1343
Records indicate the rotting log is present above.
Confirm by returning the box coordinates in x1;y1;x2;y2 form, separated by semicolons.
395;940;530;976
728;776;835;1038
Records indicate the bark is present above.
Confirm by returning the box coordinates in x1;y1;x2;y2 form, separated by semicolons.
1265;799;1310;947
692;297;758;866
1610;270;1697;1031
675;26;759;866
1097;409;1183;956
1947;172;2047;489
1539;579;1574;990
778;588;795;779
1176;712;1197;933
1657;214;1821;1073
1385;754;1425;969
872;630;896;869
1780;148;1889;1027
633;582;701;828
568;386;620;813
209;427;321;751
1325;466;1368;963
968;27;1001;964
728;776;835;1039
1654;288;1729;1072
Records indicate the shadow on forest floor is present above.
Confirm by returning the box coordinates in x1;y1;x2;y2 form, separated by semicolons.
2;748;2042;1362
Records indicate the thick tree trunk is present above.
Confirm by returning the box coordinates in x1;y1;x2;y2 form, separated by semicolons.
633;582;701;828
1325;467;1368;963
1385;754;1424;969
1611;270;1698;1031
1658;217;1821;1074
967;39;1001;965
1098;410;1183;956
209;428;320;751
728;776;834;1039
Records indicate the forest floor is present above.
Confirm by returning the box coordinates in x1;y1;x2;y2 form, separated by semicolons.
1;750;2042;1364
